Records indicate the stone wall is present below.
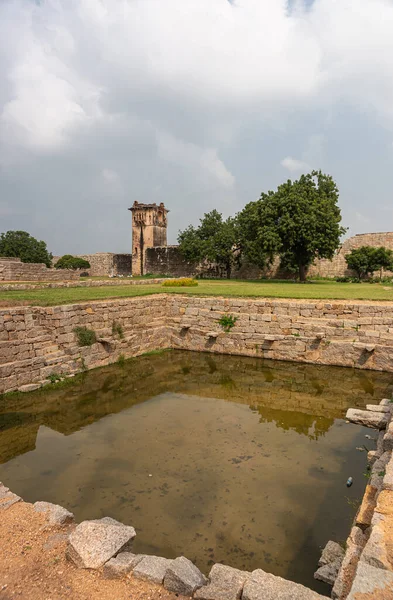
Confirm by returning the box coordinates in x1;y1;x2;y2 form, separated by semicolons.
52;253;132;277
2;295;393;393
0;258;79;282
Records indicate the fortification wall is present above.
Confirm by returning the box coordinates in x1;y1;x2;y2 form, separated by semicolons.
2;295;393;394
0;258;79;282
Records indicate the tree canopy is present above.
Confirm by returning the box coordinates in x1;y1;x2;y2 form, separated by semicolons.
237;170;346;281
54;255;91;270
0;230;52;267
178;210;237;278
345;246;393;280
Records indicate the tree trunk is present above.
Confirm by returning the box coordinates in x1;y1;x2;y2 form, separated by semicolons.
299;264;307;282
226;263;231;279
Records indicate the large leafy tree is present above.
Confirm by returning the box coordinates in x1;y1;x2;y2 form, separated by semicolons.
54;255;91;270
237;171;347;281
0;230;53;267
345;246;393;280
178;210;238;278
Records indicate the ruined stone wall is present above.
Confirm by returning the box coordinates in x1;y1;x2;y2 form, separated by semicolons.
2;295;393;393
309;232;393;278
52;253;132;277
0;258;79;282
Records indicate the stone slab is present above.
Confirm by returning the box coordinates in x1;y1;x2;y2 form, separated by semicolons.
314;560;342;586
0;482;22;511
356;485;378;529
67;517;136;569
382;453;393;491
383;422;393;452
164;556;207;595
366;404;391;414
132;555;172;584
194;564;249;600
243;569;328;600
361;512;393;571
346;408;389;430
347;561;393;599
34;501;74;526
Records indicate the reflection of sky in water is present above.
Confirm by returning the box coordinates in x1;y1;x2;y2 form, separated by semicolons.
0;351;391;593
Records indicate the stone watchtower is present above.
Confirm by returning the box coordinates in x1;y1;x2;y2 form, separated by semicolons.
128;201;169;275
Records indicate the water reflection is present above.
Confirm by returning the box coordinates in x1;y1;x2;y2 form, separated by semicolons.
0;351;392;592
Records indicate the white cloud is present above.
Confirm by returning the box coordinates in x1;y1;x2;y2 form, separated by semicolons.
281;157;311;172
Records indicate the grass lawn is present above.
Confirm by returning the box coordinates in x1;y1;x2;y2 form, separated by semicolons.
0;279;393;307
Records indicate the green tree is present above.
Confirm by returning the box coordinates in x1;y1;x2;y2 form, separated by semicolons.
0;230;52;267
54;255;91;270
178;210;238;278
345;246;393;281
237;171;347;281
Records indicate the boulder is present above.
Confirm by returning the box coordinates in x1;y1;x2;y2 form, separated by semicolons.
318;541;345;567
194;564;249;600
103;552;144;579
347;561;393;599
67;517;136;569
345;408;389;430
132;555;172;584
164;556;207;595
34;501;74;526
242;569;328;600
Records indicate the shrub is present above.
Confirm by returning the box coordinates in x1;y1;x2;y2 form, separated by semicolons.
117;354;126;367
162;278;198;287
55;255;91;270
0;230;53;267
112;320;124;339
73;326;96;346
218;314;238;332
345;246;393;281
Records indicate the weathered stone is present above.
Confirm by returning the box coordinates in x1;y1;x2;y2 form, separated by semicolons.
361;512;393;571
346;408;389;430
356;485;378;529
314;560;342;586
243;568;328;600
19;383;41;392
366;404;391;413
67;516;136;569
332;527;368;600
318;540;345;566
382;453;393;491
370;452;391;489
34;501;74;526
132;555;172;584
383;422;393;452
194;564;249;600
163;556;207;595
103;552;143;579
368;450;379;466
0;482;22;510
347;561;393;599
380;399;393;407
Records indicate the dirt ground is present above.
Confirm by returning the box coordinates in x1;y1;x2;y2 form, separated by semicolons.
0;502;183;600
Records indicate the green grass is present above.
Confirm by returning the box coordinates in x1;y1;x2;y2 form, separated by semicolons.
0;279;393;307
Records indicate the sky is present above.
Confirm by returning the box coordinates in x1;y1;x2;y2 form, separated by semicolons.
1;0;393;254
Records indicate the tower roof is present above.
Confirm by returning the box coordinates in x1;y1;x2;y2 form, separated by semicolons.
128;201;169;212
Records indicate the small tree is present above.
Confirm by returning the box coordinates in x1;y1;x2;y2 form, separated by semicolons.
237;171;347;282
54;255;91;270
345;246;393;281
178;210;238;278
0;230;52;267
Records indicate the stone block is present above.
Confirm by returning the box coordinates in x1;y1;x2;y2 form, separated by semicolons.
242;569;328;600
194;564;249;600
361;512;393;571
383;422;393;452
163;556;207;595
0;482;22;510
347;561;393;599
132;555;172;584
318;540;345;566
356;485;378;529
366;404;391;413
314;560;342;586
103;552;143;578
33;501;74;526
67;516;136;569
332;527;368;600
346;408;389;430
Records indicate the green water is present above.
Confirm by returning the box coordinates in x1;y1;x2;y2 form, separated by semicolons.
1;351;391;592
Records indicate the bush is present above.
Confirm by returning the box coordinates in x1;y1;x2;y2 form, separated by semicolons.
0;230;52;267
162;278;198;287
112;320;124;339
345;246;393;281
55;255;91;270
218;314;238;332
336;276;358;283
73;326;96;346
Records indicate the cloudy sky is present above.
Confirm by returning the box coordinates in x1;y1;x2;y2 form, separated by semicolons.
1;0;393;254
